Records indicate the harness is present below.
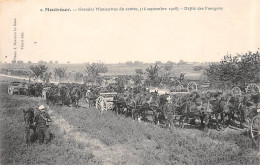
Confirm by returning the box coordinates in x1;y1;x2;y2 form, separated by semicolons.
39;113;51;126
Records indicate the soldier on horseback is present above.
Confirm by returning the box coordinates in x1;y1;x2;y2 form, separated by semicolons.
34;105;51;144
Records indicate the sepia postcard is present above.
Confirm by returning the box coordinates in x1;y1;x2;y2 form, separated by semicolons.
0;0;259;165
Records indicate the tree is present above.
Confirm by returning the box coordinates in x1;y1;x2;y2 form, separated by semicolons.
55;61;58;64
28;61;32;64
43;72;52;83
54;67;67;80
75;72;83;82
134;61;143;65
145;63;160;86
164;61;176;71
134;69;144;85
85;62;108;85
49;61;53;64
205;51;260;87
125;61;133;65
193;65;204;72
11;60;16;64
67;61;70;64
29;64;48;79
178;59;186;65
38;60;44;64
17;60;24;64
135;69;144;76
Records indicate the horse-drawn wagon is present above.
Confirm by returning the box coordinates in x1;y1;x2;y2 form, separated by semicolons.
8;81;28;95
248;87;260;146
85;87;118;111
175;73;211;93
231;83;259;96
95;92;118;112
250;105;260;146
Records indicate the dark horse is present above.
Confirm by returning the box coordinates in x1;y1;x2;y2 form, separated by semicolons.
23;108;37;145
70;87;81;108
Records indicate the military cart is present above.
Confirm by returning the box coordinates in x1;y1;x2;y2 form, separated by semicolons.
95;92;118;112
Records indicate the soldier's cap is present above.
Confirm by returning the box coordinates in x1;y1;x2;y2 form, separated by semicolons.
39;105;45;110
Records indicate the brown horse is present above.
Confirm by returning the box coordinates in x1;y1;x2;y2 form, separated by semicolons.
23;108;37;145
176;92;213;129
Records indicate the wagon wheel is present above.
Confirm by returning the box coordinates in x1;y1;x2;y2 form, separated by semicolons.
246;83;259;95
8;86;13;95
42;90;47;100
176;84;184;92
250;115;260;146
232;87;242;97
96;96;107;112
187;82;197;93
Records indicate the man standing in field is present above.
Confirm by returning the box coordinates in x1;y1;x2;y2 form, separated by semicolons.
34;105;51;144
163;96;176;128
86;89;94;107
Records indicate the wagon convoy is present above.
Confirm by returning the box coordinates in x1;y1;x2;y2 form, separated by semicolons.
7;80;260;146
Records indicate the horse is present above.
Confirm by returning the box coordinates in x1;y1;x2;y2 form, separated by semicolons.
133;92;161;123
113;92;130;115
27;84;36;97
229;94;257;128
46;87;62;106
60;86;71;106
70;86;81;108
23;108;37;145
176;92;212;129
209;95;229;130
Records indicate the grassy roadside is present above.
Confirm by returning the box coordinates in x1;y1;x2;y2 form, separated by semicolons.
56;105;259;164
0;83;96;164
0;78;259;164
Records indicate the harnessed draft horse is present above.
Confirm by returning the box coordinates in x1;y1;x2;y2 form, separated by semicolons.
23;107;37;145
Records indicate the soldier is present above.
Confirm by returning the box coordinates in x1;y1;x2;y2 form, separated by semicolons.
179;72;186;83
155;87;159;95
163;96;176;128
34;105;51;144
86;89;94;107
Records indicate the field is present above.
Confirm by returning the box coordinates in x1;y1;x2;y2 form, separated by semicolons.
0;63;201;76
0;75;259;165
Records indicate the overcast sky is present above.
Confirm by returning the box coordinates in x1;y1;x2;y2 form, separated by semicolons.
0;0;259;64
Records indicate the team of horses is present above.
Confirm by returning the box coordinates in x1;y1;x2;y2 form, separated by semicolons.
17;82;86;108
92;88;259;130
16;81;259;131
14;81;259;145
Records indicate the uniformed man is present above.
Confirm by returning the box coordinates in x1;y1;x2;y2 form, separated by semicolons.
86;89;94;107
179;72;186;83
34;105;51;144
162;96;176;128
155;87;159;95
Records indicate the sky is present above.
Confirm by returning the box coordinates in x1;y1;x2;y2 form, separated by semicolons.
0;0;259;64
